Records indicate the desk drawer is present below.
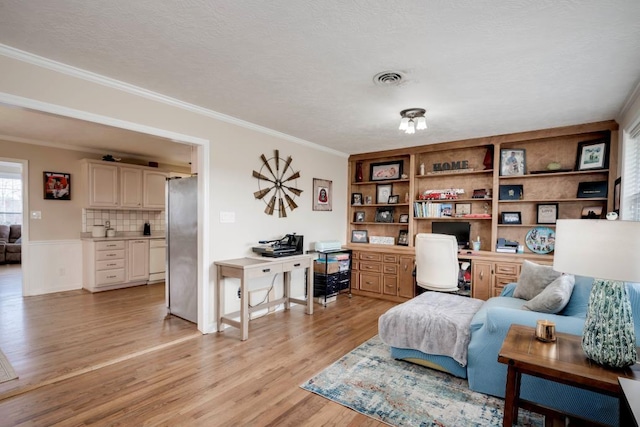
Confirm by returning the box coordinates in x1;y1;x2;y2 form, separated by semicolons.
96;268;126;285
359;261;381;273
495;263;519;276
96;259;125;270
96;241;125;250
383;254;398;263
96;249;125;261
245;263;284;279
282;259;309;271
359;273;381;293
383;264;397;274
359;252;382;262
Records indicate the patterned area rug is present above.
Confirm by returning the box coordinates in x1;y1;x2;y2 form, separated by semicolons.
0;348;18;384
301;335;543;427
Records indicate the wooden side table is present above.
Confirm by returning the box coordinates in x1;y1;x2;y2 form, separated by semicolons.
498;324;640;427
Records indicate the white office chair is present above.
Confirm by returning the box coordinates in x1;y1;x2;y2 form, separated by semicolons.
415;233;460;292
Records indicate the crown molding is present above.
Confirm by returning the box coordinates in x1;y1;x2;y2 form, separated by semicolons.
0;44;348;158
618;77;640;127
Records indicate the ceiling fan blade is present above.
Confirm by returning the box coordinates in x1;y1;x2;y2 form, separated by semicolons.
285;193;298;210
282;171;300;182
260;154;276;178
278;196;287;218
284;185;302;196
264;195;276;215
252;170;273;182
275;149;280;173
253;187;272;200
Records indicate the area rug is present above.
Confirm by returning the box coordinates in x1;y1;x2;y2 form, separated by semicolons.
0;348;18;384
301;335;543;427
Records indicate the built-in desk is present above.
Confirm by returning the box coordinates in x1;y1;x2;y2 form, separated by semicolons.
215;255;313;340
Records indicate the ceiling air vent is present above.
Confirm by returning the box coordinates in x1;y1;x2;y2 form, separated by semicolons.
373;71;405;87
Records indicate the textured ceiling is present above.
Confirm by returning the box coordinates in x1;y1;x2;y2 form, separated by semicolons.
0;0;639;160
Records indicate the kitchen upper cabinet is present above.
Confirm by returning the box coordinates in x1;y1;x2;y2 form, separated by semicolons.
87;163;119;207
143;170;167;209
120;167;143;208
82;160;167;210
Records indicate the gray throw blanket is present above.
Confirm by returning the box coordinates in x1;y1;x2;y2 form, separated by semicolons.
378;291;484;366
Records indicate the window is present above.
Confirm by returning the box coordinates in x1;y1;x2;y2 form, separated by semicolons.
621;123;640;221
0;175;22;225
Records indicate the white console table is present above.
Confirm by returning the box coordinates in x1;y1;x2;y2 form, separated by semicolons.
214;254;313;340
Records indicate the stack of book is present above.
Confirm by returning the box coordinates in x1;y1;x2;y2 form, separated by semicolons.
496;238;519;253
414;201;453;218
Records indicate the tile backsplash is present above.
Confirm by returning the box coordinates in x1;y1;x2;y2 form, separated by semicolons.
82;209;165;233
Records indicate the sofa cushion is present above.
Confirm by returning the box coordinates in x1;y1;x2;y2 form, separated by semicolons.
8;224;21;243
0;225;8;243
559;275;594;317
523;274;575;313
513;260;562;300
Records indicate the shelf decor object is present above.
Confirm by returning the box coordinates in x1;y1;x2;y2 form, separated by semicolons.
536;203;558;224
554;219;640;368
525;227;555;254
499;149;526;176
577;181;608;198
575;139;609;171
370;161;403;181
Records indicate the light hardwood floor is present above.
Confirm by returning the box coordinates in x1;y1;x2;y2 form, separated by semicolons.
0;268;396;426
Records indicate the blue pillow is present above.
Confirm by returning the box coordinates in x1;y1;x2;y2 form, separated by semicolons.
559;275;593;317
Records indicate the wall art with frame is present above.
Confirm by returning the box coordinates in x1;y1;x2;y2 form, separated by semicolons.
575;139;609;171
43;171;71;200
499;149;526;176
370;160;403;181
397;230;409;246
312;178;332;211
376;184;393;204
501;211;522;225
354;211;365;222
536;203;558;224
351;229;368;243
375;206;395;223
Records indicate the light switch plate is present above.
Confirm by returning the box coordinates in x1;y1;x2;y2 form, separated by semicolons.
31;210;42;219
220;211;235;223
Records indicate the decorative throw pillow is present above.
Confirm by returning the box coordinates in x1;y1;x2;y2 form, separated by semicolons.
513;260;563;300
523;274;575;313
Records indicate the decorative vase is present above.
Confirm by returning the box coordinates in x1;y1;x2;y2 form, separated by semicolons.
355;162;363;182
483;146;494;170
582;279;637;368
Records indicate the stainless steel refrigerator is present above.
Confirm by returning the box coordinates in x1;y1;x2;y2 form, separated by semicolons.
167;176;198;323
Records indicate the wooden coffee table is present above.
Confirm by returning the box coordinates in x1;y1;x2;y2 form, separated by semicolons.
498;324;640;427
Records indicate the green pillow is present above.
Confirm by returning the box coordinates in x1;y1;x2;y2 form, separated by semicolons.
513;260;562;300
523;274;575;313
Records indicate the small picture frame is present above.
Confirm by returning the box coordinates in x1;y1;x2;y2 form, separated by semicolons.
577;181;608;198
455;203;471;216
351;229;368;243
536;203;558;224
376;184;393;204
364;195;373;205
576;139;609;171
312;178;332;211
501;211;522;225
581;206;604;219
387;195;399;204
499;149;526;176
351;193;363;205
43;171;71;200
370;160;403;181
354;211;365;222
375;206;395;223
399;214;409;223
397;230;409;246
614;177;621;214
498;184;524;200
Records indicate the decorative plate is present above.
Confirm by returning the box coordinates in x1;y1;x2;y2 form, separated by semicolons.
525;227;556;254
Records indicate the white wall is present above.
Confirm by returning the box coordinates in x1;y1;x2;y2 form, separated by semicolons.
0;51;348;332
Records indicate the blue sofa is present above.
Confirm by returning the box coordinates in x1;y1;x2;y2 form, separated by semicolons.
467;275;640;426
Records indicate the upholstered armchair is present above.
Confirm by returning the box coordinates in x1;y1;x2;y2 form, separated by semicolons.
0;224;21;264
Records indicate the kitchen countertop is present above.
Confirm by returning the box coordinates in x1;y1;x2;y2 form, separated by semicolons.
81;232;166;241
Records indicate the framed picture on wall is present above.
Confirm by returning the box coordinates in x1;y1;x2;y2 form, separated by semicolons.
43;172;71;200
312;178;332;211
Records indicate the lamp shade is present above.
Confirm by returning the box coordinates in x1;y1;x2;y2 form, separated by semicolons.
554;219;640;282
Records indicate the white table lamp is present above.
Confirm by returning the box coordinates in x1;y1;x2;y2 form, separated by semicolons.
554;219;640;367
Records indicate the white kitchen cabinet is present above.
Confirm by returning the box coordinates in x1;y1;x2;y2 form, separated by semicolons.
127;239;150;282
148;239;166;283
143;170;167;209
87;162;119;207
120;167;143;208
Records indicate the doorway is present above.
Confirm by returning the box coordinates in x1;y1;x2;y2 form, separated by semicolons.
0;159;26;297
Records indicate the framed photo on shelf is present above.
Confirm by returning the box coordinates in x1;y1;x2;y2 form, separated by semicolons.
536;203;558;224
387;195;399;204
575;139;609;171
399;214;409;223
354;211;365;222
577;181;607;198
499;149;526;176
455;203;471;216
376;184;393;204
312;178;332;211
351;192;363;205
581;206;604;219
351;229;369;243
43;171;71;200
397;230;409;246
370;160;403;181
375;206;395;223
501;211;522;225
364;195;373;205
614;177;621;214
498;184;523;200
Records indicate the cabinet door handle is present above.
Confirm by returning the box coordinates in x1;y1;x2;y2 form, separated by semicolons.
293;263;300;267
262;268;271;273
480;271;484;280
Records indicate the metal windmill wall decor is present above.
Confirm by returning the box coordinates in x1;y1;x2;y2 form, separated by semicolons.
253;149;302;217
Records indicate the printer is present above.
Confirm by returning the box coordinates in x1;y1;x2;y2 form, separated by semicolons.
252;234;304;258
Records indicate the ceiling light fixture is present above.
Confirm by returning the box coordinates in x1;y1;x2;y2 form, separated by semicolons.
399;108;427;134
